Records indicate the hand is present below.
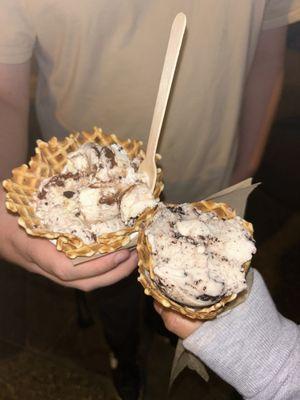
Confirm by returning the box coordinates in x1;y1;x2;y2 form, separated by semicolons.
0;189;138;291
154;301;203;339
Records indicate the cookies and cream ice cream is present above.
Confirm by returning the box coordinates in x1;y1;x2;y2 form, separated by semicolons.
144;203;256;308
34;142;158;244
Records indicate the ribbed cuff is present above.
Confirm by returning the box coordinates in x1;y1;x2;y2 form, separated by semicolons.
183;269;299;398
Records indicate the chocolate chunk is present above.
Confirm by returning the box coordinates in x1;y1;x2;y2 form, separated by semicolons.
63;191;75;198
186;236;199;246
167;205;185;216
38;188;47;200
221;256;229;263
210;236;220;243
174;231;183;239
91;143;101;157
126;217;136;227
102;147;117;167
98;194;117;205
132;160;139;172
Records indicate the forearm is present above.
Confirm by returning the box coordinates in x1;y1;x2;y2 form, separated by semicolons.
0;98;29;180
230;27;287;184
183;270;300;399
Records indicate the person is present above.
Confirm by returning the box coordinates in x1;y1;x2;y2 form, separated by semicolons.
155;268;300;399
1;1;300;399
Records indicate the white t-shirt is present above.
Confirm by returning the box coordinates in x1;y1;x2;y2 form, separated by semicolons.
1;0;300;202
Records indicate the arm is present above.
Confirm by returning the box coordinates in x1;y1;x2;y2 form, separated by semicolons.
0;63;137;290
230;26;287;184
155;270;300;399
0;62;30;180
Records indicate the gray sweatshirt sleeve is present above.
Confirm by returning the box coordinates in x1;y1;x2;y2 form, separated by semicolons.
183;269;300;399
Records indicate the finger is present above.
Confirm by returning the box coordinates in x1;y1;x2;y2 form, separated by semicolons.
154;301;202;339
28;249;138;291
76;251;138;290
55;249;131;281
154;301;164;315
26;237;131;281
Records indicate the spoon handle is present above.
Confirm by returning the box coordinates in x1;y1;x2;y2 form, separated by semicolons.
145;12;186;161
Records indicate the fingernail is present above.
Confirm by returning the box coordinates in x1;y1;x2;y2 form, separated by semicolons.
114;250;130;264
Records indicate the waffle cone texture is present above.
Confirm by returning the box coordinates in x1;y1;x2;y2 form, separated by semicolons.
3;128;163;258
137;200;253;320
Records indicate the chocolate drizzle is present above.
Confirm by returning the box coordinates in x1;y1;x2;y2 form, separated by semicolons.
46;172;81;189
173;231;182;240
196;294;222;303
167;205;185;218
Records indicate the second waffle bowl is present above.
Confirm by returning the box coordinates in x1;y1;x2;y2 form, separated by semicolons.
137;200;253;320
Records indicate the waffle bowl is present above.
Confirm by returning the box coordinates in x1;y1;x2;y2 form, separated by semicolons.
2;127;163;259
137;200;253;320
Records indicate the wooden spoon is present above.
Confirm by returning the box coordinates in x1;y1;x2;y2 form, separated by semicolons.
138;12;186;192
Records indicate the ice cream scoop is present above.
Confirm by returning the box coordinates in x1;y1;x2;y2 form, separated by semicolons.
34;141;159;244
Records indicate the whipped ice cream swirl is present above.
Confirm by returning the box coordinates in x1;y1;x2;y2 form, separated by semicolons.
35;142;158;243
145;203;256;307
